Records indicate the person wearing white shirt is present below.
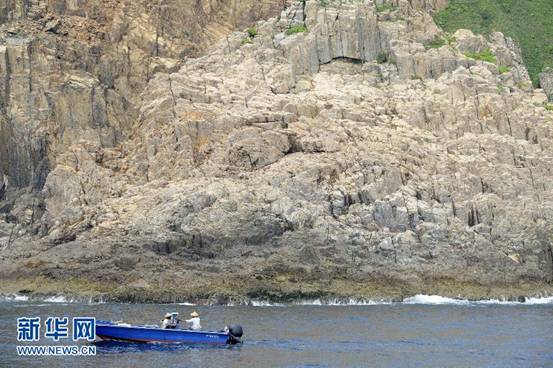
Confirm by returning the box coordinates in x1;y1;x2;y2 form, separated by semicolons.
160;313;172;329
186;311;202;330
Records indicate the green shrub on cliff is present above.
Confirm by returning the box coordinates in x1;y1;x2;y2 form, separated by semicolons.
375;3;397;13
424;38;446;50
498;65;510;74
424;34;456;50
434;0;553;86
242;27;257;45
286;25;308;35
246;27;258;38
376;52;396;65
464;49;497;64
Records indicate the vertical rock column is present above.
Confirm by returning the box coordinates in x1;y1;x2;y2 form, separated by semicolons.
0;170;5;200
284;3;384;81
539;68;553;102
0;38;50;190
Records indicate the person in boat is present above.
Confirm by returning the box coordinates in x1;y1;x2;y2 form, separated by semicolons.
185;311;201;330
160;312;181;329
160;313;172;329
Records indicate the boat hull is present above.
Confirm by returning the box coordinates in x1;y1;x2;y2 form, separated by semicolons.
96;321;234;345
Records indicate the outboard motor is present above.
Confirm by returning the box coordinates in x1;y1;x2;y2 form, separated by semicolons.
226;324;243;344
170;312;180;328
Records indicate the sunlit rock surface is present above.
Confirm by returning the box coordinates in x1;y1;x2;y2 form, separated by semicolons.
1;0;552;302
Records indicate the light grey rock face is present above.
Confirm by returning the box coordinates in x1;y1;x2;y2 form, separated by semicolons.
0;0;29;24
0;170;5;201
0;0;291;192
539;68;553;101
1;0;553;299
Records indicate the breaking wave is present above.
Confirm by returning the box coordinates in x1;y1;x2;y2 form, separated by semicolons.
293;298;392;306
403;294;553;305
0;294;105;304
2;293;552;306
249;298;391;306
43;295;74;303
0;294;29;302
248;294;553;307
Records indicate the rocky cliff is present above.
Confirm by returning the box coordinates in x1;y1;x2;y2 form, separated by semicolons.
1;0;552;303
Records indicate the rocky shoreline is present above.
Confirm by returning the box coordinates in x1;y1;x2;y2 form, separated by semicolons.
1;276;552;305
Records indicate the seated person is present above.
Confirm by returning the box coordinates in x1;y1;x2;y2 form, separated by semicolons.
185;311;201;330
160;313;172;328
160;313;180;329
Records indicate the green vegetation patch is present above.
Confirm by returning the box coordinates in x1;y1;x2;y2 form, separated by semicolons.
375;3;397;13
242;26;258;45
376;51;396;65
444;34;456;45
424;38;446;50
285;25;308;35
246;27;258;38
424;34;457;50
464;49;497;64
434;0;553;86
498;65;510;74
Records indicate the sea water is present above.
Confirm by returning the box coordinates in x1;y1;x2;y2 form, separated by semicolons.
1;296;552;367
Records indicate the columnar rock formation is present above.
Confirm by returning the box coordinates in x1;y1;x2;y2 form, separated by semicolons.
0;170;5;200
1;0;552;302
0;0;291;192
539;68;553;102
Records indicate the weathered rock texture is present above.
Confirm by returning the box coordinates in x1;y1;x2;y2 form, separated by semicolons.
539;68;553;102
0;0;291;192
1;0;553;302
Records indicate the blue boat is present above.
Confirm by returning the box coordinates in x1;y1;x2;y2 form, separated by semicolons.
96;320;243;345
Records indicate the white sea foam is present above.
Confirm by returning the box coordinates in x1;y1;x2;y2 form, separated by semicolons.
12;304;50;308
403;294;553;305
2;293;552;306
249;298;391;306
250;300;284;307
0;294;29;302
524;296;553;305
42;295;106;303
403;295;471;305
44;295;73;303
0;294;83;303
247;294;553;307
294;298;392;306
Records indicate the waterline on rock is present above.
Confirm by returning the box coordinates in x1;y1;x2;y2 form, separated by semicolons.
2;294;552;306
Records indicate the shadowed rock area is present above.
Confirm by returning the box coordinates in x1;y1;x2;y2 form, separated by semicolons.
0;0;552;303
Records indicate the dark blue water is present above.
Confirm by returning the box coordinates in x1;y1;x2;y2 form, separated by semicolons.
1;299;552;367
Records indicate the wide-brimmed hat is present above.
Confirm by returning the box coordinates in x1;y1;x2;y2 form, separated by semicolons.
164;313;172;318
190;311;199;317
